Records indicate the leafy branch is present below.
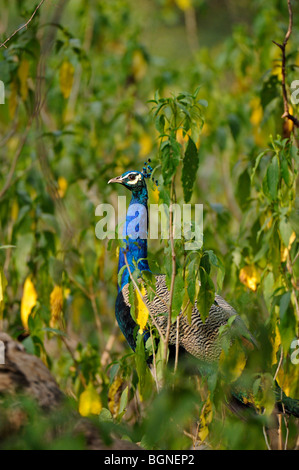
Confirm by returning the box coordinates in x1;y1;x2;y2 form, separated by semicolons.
0;0;47;49
272;0;299;128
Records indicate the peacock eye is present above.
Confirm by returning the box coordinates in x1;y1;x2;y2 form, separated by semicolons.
128;174;136;181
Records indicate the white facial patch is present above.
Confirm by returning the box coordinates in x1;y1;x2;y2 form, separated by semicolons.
126;173;142;185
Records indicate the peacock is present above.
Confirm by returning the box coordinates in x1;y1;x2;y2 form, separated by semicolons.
108;164;299;419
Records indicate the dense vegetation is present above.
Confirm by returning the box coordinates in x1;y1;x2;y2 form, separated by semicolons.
0;0;298;450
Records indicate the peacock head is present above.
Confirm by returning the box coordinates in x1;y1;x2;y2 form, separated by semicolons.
108;159;157;193
108;170;146;192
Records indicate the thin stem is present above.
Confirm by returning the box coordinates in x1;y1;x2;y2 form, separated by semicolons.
149;327;160;392
272;0;299;128
61;336;87;389
164;177;177;363
174;315;180;374
273;348;283;382
0;0;47;49
263;426;272;450
100;321;119;368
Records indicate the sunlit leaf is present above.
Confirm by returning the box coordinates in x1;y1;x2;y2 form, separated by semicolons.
49;285;64;328
21;277;38;330
135;284;149;334
18;59;29;101
79;383;102;417
59;60;75;99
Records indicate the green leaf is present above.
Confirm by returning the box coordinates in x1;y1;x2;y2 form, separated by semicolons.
181;136;199;203
42;327;67;337
142;271;157;302
49;257;64;285
135;333;152;400
206;250;225;291
161;137;181;185
281;158;291;187
289;210;299;234
227;113;240;141
266;155;279;200
279;292;291;320
279;217;293;247
235;169;251;209
200;251;211;275
155;114;165;134
118;265;127;288
251;150;267;183
260;75;279;108
39;213;61;235
172;273;185;320
197;99;208;108
198;268;215;323
187;257;198;303
14;233;34;279
119;386;129;415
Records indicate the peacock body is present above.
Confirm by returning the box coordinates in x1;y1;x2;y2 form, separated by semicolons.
108;168;299;418
122;275;250;362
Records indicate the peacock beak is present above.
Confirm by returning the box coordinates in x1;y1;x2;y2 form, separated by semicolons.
108;176;123;184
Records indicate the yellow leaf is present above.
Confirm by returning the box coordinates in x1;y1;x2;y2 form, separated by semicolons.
21;277;38;330
79;383;102;417
272;47;283;81
18;59;29;101
277;361;299;398
151;187;159;203
271;324;281;365
219;342;247;383
288;231;296;247
283;105;294;135
139;134;152;157
11;200;19;222
0;268;7;305
57;176;68;198
7;136;19;152
198;395;213;442
72;293;85;327
132;50;147;81
59;60;75;99
176;128;200;149
250;97;263;127
239;265;259;291
108;376;123;417
176;127;190;146
64;288;71;299
198;424;209;442
50;285;64;328
135;285;149;334
175;0;192;11
281;231;296;262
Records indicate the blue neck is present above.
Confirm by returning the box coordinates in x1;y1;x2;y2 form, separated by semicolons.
118;187;150;290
